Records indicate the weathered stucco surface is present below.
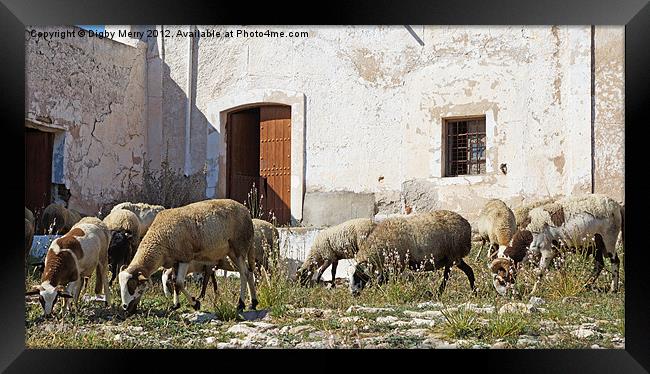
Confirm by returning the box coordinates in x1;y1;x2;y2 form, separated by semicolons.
25;26;147;214
154;25;609;225
593;26;625;203
26;25;624;226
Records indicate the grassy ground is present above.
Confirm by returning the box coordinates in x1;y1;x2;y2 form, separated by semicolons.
25;243;624;349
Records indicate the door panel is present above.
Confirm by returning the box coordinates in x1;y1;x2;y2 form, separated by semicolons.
227;109;260;207
25;128;54;218
260;106;291;225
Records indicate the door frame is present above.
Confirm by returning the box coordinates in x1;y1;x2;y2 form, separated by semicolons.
206;89;305;224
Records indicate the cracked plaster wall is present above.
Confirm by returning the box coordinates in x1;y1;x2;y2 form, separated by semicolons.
25;26;147;214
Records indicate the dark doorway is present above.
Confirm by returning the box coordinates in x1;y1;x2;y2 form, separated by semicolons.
227;105;292;225
25;127;54;218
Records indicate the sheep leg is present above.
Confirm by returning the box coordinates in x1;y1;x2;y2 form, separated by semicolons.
161;268;173;298
603;233;620;293
198;266;210;300
315;259;332;284
174;262;201;311
585;234;605;289
456;259;476;294
99;261;111;306
532;247;555;294
108;258;118;286
330;260;339;287
246;257;258;310
437;265;451;297
233;255;251;311
210;270;219;296
94;264;103;295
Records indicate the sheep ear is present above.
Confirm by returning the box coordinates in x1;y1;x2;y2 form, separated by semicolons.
137;273;148;282
25;286;41;296
120;264;127;272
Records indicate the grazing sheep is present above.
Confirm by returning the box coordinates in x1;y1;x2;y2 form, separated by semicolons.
513;198;557;231
349;211;475;297
296;218;374;287
526;194;624;294
25;217;111;317
38;203;83;234
161;218;279;300
103;209;141;285
118;199;257;314
490;229;534;295
475;199;517;260
25;207;35;262
110;202;165;238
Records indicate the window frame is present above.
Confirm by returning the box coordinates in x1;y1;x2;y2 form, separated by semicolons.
441;115;487;177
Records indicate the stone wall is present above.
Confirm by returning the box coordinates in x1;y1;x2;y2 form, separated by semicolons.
25;26;147;214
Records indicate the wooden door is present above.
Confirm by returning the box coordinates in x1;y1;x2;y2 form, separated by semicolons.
259;106;291;225
25;128;54;218
227;108;261;207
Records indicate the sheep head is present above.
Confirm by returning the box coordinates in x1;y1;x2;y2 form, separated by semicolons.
118;266;149;315
490;257;517;296
26;283;72;317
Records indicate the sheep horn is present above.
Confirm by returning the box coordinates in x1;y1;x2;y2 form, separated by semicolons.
490;258;511;273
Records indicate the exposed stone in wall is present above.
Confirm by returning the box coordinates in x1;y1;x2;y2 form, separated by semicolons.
593;26;625;203
25;26;147;214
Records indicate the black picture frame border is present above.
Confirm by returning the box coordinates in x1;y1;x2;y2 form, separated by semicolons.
1;0;648;372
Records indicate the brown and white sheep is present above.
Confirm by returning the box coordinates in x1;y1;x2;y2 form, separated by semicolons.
118;199;257;314
475;199;517;260
110;202;165;238
161;218;279;300
489;229;534;295
296;218;374;287
349;210;475;297
526;194;624;294
38;203;83;235
103;209;141;286
25;217;111;317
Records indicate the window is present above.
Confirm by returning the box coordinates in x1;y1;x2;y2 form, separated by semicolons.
444;117;486;176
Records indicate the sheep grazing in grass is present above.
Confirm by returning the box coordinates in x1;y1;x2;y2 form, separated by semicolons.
110;202;165;239
118;199;257;315
349;210;475;297
103;209;141;285
25;207;35;262
38;203;83;235
490;229;534;295
526;194;624;294
296;218;374;287
475;199;517;260
25;217;111;317
161;218;279;300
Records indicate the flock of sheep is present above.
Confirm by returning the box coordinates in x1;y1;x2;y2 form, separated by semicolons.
24;193;624;320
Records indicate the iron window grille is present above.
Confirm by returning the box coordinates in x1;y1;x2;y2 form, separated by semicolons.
445;117;486;176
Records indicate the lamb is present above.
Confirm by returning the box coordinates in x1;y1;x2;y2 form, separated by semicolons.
296;218;374;287
349;210;476;297
118;199;258;314
103;209;142;286
161;218;279;300
38;203;83;234
475;199;517;260
526;194;624;294
110;202;165;238
25;217;111;317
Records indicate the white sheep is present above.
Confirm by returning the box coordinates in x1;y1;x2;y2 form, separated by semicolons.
349;210;475;296
475;199;517;260
26;217;111;317
118;199;257;314
526;194;624;294
110;202;165;238
296;218;374;286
